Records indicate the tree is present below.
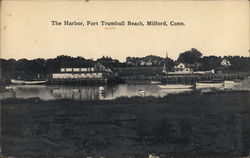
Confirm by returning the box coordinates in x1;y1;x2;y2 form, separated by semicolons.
224;56;250;72
97;56;128;68
177;48;203;64
30;58;46;75
200;56;222;71
164;57;174;71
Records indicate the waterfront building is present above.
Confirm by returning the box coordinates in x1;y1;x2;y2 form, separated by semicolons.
52;63;113;79
172;63;194;74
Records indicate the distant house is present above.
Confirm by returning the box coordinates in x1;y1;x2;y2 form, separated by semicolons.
95;62;118;77
140;61;146;66
168;62;214;75
221;59;231;67
146;61;153;66
139;60;153;66
95;62;112;72
171;63;193;74
52;63;114;79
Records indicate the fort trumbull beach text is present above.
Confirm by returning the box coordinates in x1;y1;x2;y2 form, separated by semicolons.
51;20;185;26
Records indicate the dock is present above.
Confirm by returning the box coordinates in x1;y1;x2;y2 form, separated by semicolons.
49;78;108;85
121;73;249;84
49;77;123;85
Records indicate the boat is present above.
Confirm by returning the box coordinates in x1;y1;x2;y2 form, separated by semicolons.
196;81;224;89
138;89;146;93
224;80;235;84
224;80;241;85
5;85;15;91
11;79;25;84
23;80;47;85
150;81;161;84
157;84;193;89
11;79;47;85
138;89;146;96
223;80;241;89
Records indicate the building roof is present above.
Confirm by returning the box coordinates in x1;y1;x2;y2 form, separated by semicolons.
174;62;201;68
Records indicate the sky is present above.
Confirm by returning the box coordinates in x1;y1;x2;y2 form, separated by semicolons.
1;0;249;61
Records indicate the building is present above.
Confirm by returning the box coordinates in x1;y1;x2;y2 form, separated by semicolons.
52;63;113;79
167;62;214;75
171;63;193;74
221;59;231;67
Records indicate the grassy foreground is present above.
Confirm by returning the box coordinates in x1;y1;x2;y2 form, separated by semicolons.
1;91;250;158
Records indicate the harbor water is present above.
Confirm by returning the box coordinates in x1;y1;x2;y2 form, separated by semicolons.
1;78;248;101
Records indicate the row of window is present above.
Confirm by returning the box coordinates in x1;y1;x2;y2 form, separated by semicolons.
175;68;192;72
61;68;95;72
54;72;103;75
71;72;100;75
52;73;103;79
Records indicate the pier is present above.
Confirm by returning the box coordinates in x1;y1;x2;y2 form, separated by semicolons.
120;73;249;84
161;73;248;84
49;77;124;85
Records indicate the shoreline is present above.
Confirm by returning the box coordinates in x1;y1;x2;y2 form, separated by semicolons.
1;72;249;87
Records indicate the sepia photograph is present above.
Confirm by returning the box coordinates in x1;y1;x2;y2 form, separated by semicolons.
0;0;250;158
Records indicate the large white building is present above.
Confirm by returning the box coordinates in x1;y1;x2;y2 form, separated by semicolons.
52;63;113;79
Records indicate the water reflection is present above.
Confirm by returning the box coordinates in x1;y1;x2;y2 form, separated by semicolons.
0;84;194;101
1;79;248;101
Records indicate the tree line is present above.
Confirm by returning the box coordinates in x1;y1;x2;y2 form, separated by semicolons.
0;48;249;83
126;48;250;72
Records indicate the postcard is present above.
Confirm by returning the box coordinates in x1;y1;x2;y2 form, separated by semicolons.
0;0;249;158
